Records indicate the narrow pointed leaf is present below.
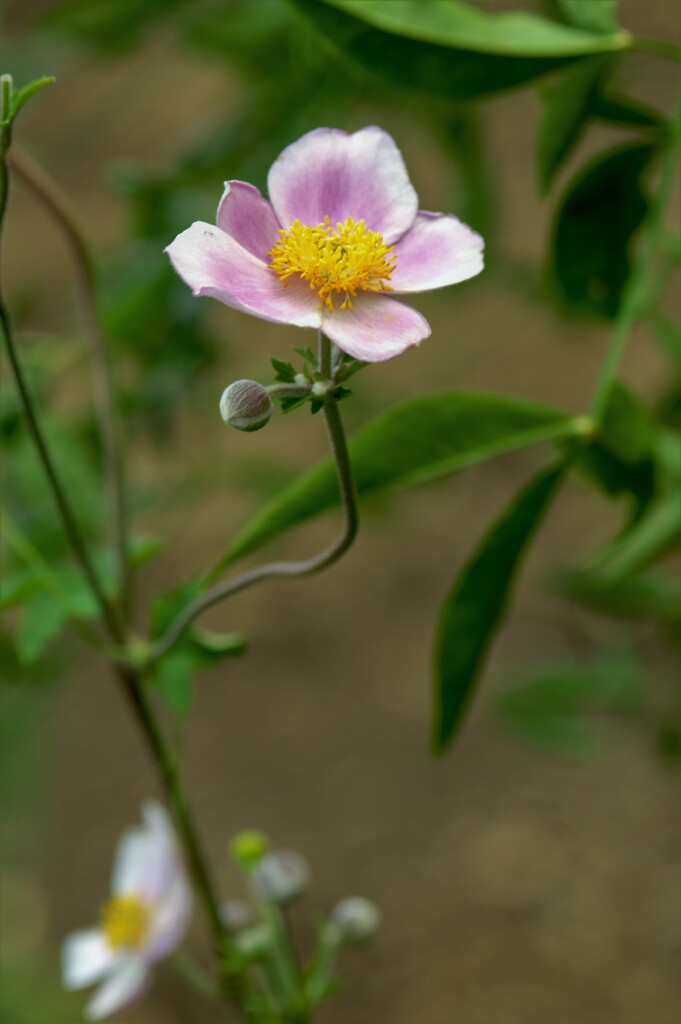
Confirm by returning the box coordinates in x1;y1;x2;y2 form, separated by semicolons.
432;460;568;755
214;393;574;573
553;0;619;35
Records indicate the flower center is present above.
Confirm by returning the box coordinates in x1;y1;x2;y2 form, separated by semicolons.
100;895;150;950
269;216;397;312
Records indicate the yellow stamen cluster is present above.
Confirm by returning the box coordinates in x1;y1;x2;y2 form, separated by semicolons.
100;895;150;951
269;216;396;312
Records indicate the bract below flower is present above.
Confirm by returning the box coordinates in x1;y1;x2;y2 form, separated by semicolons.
61;803;192;1021
165;127;484;363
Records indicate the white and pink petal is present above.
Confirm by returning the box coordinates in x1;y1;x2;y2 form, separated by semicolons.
216;181;281;262
268;126;418;244
84;956;149;1022
62;930;118;991
165;222;322;328
321;294;430;362
389;212;484;293
145;875;193;962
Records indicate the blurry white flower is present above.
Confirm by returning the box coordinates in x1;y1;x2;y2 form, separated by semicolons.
62;803;192;1020
329;896;381;945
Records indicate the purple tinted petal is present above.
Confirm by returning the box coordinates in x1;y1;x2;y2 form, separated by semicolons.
216;181;281;262
145;875;193;962
390;212;484;293
166;222;322;328
268;126;418;244
321;294;430;362
84;957;149;1021
62;930;118;991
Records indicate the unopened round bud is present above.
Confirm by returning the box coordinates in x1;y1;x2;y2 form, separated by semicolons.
221;900;256;933
329;897;381;945
230;829;271;871
220;380;272;432
251;849;310;905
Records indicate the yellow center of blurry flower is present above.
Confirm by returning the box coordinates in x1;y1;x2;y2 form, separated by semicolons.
269;216;396;312
101;895;150;950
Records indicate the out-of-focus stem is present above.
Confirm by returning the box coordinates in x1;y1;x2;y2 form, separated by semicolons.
9;144;130;617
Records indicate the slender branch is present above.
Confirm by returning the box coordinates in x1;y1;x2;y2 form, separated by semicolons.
590;89;681;423
146;336;358;665
8;145;130;617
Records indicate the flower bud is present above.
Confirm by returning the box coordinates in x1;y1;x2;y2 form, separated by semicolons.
220;380;272;432
230;830;271;871
251;849;310;905
220;900;256;933
329;897;381;946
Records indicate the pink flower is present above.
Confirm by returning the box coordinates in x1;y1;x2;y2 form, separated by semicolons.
61;803;192;1020
166;127;484;362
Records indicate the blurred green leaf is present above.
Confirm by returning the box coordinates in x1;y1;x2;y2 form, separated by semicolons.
553;0;619;35
432;460;568;755
321;0;628;55
216;393;575;571
592;91;668;131
589;490;681;583
290;0;628;101
17;593;66;665
39;0;190;51
599;382;655;464
494;653;643;758
8;76;56;121
561;567;681;623
537;56;612;192
550;143;657;318
151;649;195;720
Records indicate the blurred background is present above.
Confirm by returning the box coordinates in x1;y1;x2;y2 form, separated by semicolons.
1;1;680;1022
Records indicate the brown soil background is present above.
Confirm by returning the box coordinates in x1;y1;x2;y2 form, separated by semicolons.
2;2;680;1023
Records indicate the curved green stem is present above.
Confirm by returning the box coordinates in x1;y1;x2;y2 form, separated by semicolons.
145;336;358;665
590;89;681;423
9;145;130;617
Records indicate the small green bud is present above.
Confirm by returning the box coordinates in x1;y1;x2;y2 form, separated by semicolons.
220;380;272;432
234;923;273;960
328;897;381;946
230;829;271;870
251;849;310;905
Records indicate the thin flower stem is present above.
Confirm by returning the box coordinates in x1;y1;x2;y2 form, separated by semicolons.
9;145;130;617
590;88;681;424
117;665;254;1020
144;336;358;665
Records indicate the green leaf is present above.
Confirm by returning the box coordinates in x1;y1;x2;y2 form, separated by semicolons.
588;491;681;583
271;358;296;383
151;649;195;720
215;393;575;572
537;56;612;193
550;143;657;318
592;91;668;131
290;0;628;102
321;0;627;55
17;593;67;664
561;567;681;623
494;654;643;757
0;568;43;611
553;0;619;35
598;382;655;464
9;77;56;121
432;460;568;755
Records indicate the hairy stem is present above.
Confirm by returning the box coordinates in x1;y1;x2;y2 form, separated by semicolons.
145;335;358;664
590;89;681;423
9;145;130;617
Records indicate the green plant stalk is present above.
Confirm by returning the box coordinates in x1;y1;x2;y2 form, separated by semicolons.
145;334;358;664
590;89;681;423
9;144;130;618
632;36;681;64
252;892;309;1022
